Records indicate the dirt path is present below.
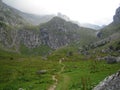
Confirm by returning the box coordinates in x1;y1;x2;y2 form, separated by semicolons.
48;75;58;90
48;59;65;90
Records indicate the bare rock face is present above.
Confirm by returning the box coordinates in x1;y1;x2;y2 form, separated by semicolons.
0;17;81;50
93;71;120;90
113;7;120;24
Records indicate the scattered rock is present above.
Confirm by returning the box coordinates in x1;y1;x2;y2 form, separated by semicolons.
36;70;47;75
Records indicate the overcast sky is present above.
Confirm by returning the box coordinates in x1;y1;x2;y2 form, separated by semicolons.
2;0;120;25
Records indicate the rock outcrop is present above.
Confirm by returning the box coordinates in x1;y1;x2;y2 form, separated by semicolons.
113;7;120;24
0;17;82;50
93;71;120;90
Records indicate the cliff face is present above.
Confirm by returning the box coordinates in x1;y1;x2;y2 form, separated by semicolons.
113;7;120;24
0;17;81;51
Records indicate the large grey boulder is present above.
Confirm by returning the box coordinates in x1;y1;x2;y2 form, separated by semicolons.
93;71;120;90
36;70;47;75
105;56;117;64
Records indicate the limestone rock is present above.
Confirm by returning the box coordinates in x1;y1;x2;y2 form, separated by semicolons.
93;71;120;90
113;7;120;24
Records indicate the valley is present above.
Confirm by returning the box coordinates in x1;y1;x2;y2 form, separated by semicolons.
0;0;120;90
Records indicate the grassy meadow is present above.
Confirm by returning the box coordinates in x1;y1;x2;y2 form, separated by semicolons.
0;48;120;90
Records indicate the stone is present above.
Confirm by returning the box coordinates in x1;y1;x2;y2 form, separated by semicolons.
36;70;47;75
105;56;117;64
117;57;120;62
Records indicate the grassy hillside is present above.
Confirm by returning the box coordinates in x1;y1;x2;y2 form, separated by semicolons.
100;23;120;38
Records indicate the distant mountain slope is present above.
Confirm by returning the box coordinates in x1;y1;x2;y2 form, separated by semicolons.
2;0;54;25
0;0;27;26
39;17;97;48
0;16;96;55
19;13;54;25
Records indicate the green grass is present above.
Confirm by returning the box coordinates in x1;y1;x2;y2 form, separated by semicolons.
56;60;120;90
0;44;120;90
20;44;52;56
0;56;61;90
100;23;120;38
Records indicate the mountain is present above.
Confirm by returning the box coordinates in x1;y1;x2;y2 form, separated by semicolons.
57;12;70;21
96;6;120;39
2;0;54;25
0;16;97;55
19;13;54;25
0;0;27;26
56;13;103;30
0;0;120;90
0;0;97;55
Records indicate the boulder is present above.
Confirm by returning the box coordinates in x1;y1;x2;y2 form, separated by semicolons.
36;70;47;75
105;56;117;64
117;57;120;62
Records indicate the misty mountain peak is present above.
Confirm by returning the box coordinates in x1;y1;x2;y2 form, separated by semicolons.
57;12;70;21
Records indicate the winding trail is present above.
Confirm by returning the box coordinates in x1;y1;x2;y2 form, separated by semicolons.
48;59;65;90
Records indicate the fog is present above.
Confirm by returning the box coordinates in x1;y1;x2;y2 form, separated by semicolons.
3;0;120;25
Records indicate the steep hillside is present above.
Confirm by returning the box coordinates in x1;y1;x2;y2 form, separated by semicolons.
98;23;120;39
2;0;54;25
0;0;27;26
98;7;120;39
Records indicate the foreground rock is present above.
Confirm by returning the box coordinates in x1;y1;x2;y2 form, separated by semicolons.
93;71;120;90
36;70;47;75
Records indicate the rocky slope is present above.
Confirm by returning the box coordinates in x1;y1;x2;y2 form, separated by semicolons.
0;16;96;53
2;0;54;25
0;0;27;26
92;6;120;90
